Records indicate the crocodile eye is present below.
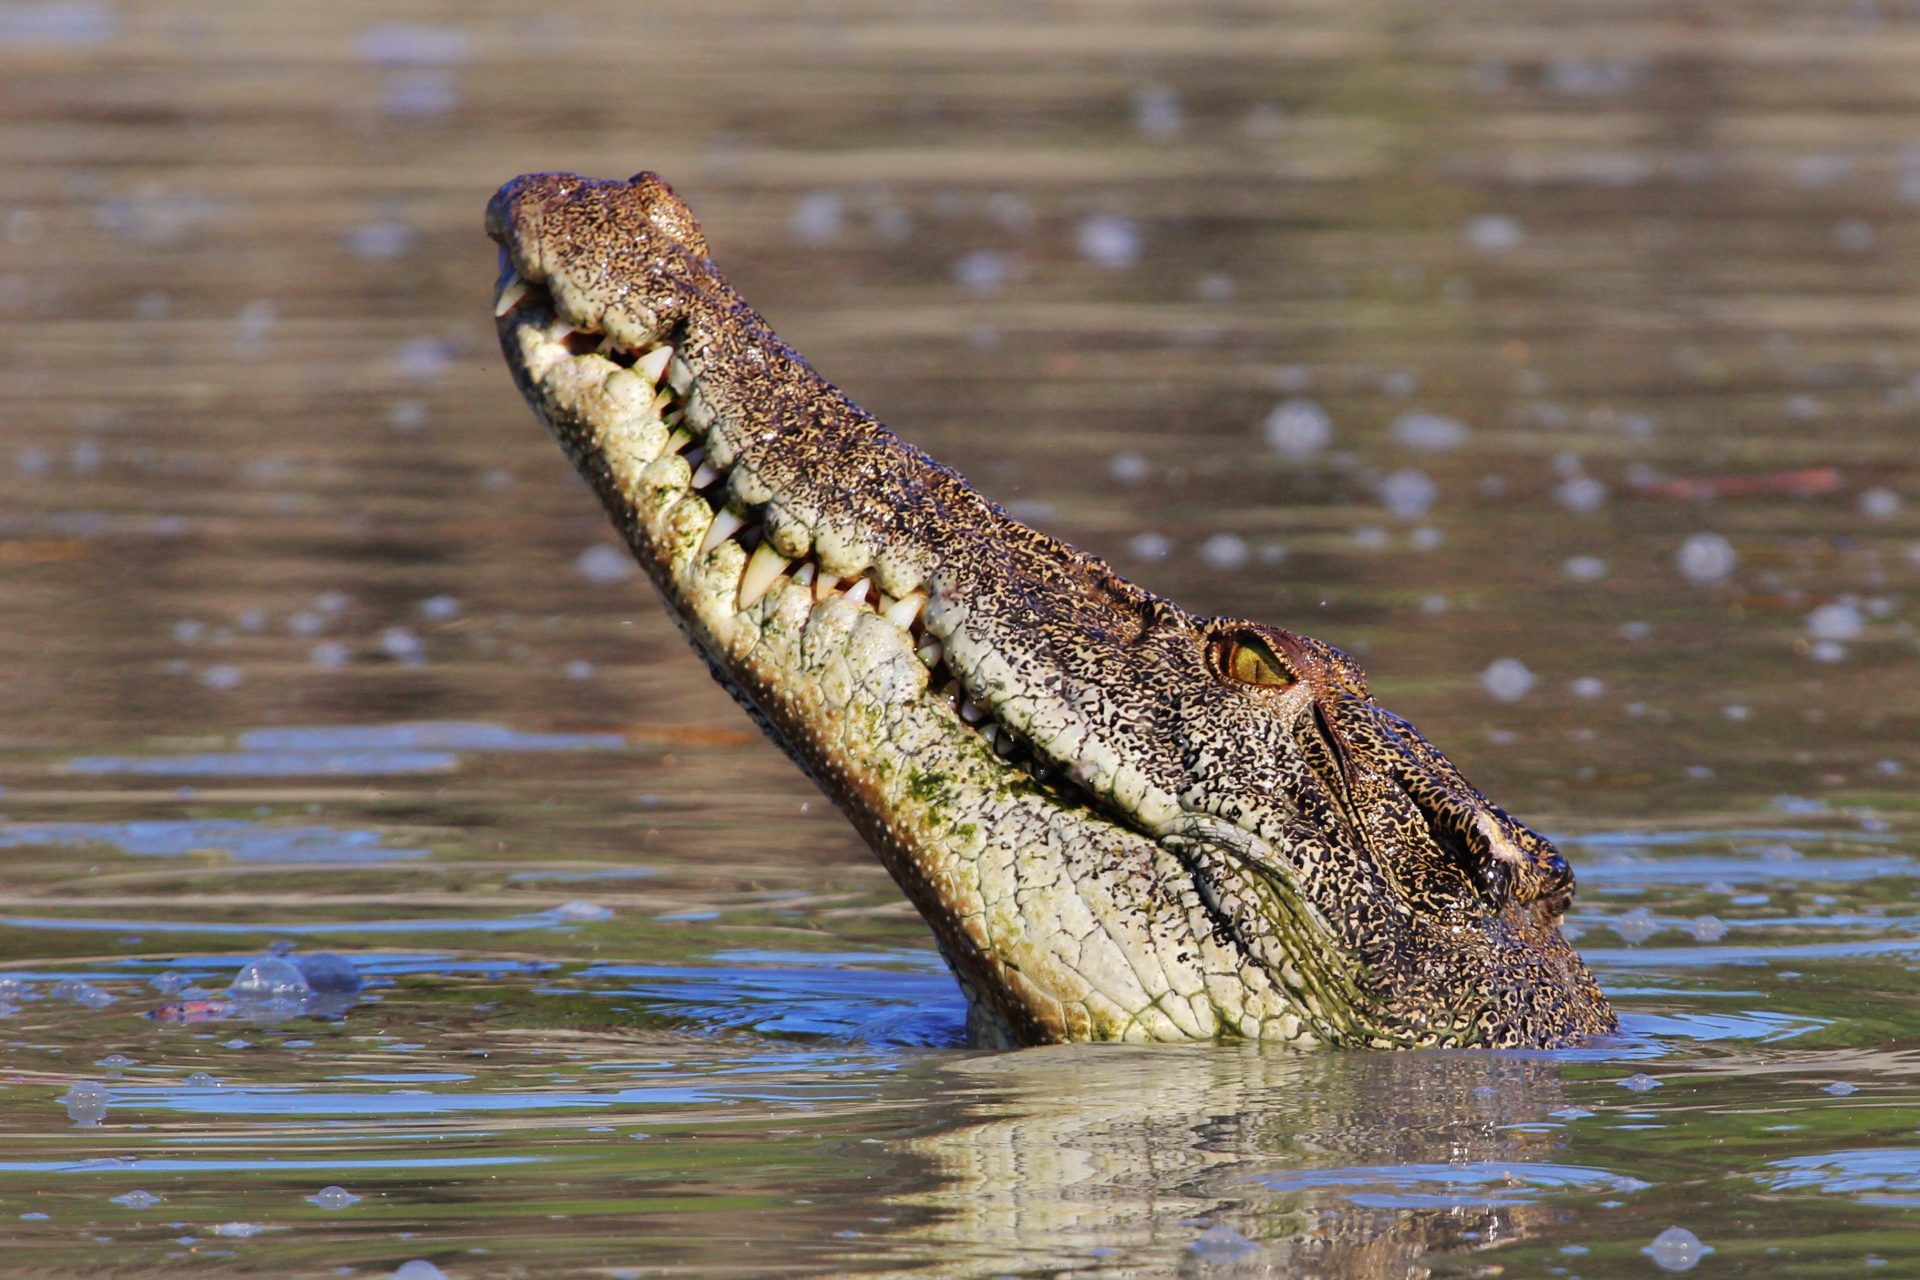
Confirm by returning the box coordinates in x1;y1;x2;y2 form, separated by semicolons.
1210;631;1297;689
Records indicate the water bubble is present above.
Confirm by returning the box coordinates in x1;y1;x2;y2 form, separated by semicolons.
1619;1072;1663;1093
1352;526;1390;551
308;1185;362;1209
356;23;472;66
185;1072;221;1088
1108;451;1150;485
1644;1226;1710;1272
1564;555;1608;581
1186;1224;1260;1263
0;2;117;47
577;544;636;585
789;191;843;246
1077;213;1142;269
1809;640;1848;663
1859;487;1901;518
1132;82;1182;140
392;337;455;383
1569;676;1606;699
1824;1081;1860;1096
112;1190;161;1209
200;664;244;691
1464;213;1525;252
1198;533;1250;570
1378;469;1437;519
52;979;116;1008
1805;601;1865;642
1687;916;1727;942
1614;907;1659;943
1481;658;1535;702
1676;533;1737;584
1555;474;1608;512
564;659;596;681
1390;411;1468;452
294;952;362;995
1127;532;1171;561
229;956;312;1002
953;249;1010;294
383;70;456;118
308;641;351;669
552;900;613;922
389;399;428;434
379;627;425;665
1833;219;1876;252
96;1053;134;1069
347;221;416;260
63;1081;108;1126
1261;399;1332;459
419;595;460;621
392;1261;450;1280
212;1222;262;1238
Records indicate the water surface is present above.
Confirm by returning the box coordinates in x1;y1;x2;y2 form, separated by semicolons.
2;0;1917;1275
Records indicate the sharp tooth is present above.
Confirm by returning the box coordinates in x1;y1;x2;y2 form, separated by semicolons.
663;409;684;427
699;508;746;556
916;637;943;668
883;592;926;630
738;543;791;609
691;461;720;490
959;695;986;724
994;731;1017;758
668;355;695;393
650;388;675;416
494;273;532;318
634;346;673;385
792;563;817;587
598;334;620;355
664;429;691;455
814;572;839;602
843;578;871;606
685;446;706;469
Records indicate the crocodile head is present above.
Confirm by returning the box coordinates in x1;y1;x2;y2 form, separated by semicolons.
486;171;1616;1049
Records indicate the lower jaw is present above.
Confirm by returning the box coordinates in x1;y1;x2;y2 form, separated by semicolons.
500;298;1327;1046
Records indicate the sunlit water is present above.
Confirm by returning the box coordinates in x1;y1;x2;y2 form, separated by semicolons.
2;1;1918;1275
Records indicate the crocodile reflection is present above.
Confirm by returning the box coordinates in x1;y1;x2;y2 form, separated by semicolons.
856;1047;1629;1277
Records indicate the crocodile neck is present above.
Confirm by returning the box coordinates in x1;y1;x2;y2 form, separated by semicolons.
485;170;1615;1049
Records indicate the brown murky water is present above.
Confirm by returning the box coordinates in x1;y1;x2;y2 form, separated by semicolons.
2;1;1918;1276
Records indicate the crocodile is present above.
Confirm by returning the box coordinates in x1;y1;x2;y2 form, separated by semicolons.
485;170;1616;1050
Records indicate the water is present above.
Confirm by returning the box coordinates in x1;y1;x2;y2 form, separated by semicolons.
2;0;1917;1274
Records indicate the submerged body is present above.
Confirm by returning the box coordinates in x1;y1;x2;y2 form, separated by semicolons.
486;171;1615;1049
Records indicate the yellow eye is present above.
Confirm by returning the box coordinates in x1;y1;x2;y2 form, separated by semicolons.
1212;633;1296;688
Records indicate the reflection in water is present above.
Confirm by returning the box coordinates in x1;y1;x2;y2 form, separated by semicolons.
883;1047;1605;1277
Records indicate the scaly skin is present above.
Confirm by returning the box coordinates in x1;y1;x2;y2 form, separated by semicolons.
485;171;1615;1049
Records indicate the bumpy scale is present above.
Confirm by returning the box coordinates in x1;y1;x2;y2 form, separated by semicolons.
486;171;1616;1049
